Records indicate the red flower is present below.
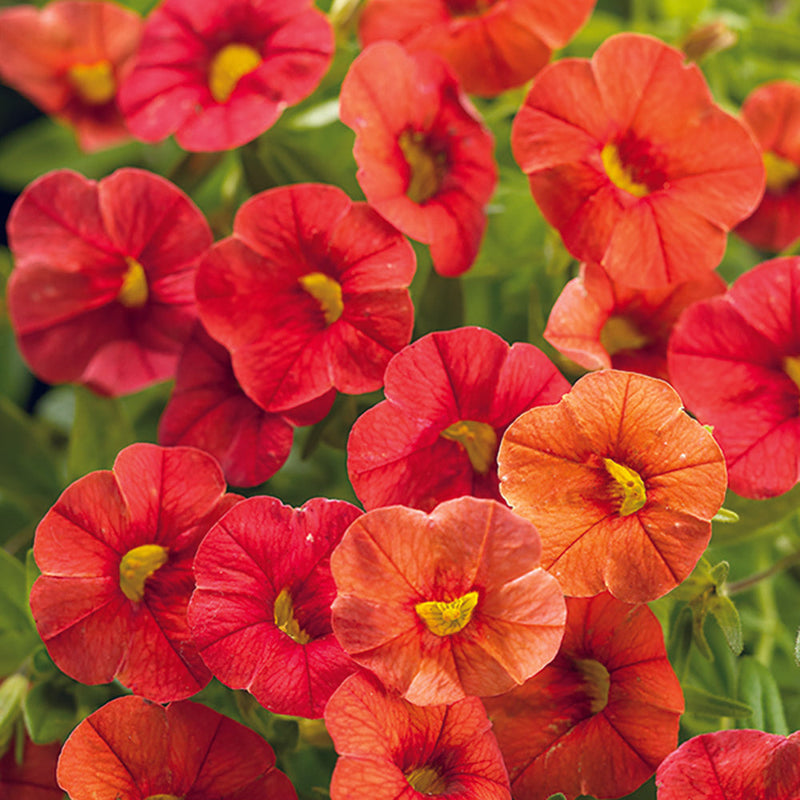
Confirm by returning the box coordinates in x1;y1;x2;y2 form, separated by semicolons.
656;729;800;800
29;443;239;702
331;496;566;706
544;262;726;380
735;81;800;252
189;496;361;719
0;1;141;151
0;735;62;800
668;256;800;499
512;33;764;288
498;370;727;602
358;0;596;97
325;671;511;800
57;695;297;800
484;593;684;800
6;168;211;397
117;0;332;151
196;183;416;412
347;326;568;511
339;42;497;277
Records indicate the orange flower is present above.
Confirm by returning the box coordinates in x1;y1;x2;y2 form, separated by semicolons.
498;370;726;602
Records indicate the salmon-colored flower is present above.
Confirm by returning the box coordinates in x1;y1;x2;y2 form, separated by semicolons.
339;42;496;277
512;33;764;288
325;671;511;800
484;593;684;800
57;695;297;800
6;168;212;397
735;81;800;252
118;0;332;151
331;496;566;706
498;369;727;602
544;262;726;380
29;443;239;702
358;0;596;97
0;0;142;151
347;326;568;511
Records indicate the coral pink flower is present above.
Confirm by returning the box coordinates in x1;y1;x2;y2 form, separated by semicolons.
668;256;800;499
544;262;726;380
339;42;497;277
347;326;568;511
331;496;566;706
0;734;62;800
0;1;142;151
118;0;332;151
358;0;596;97
189;496;361;718
498;370;727;602
196;183;416;413
512;33;764;289
29;443;239;702
484;593;684;800
656;729;800;800
325;671;511;800
57;695;297;800
6;168;211;397
735;81;800;252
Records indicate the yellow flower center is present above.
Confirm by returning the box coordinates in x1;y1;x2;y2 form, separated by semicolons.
405;765;447;795
599;315;650;356
415;591;478;637
67;59;116;105
298;272;344;325
145;795;183;800
783;355;800;394
119;545;169;602
398;130;446;203
601;142;650;198
574;658;611;714
117;257;149;308
603;457;647;516
764;151;800;194
208;43;262;103
274;587;312;645
440;420;498;475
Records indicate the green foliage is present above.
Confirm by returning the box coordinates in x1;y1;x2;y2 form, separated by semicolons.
0;550;40;676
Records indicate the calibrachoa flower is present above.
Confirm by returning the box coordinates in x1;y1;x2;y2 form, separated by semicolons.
484;593;684;800
189;496;362;718
6;168;212;397
118;0;333;151
668;256;800;499
498;369;727;602
331;496;566;706
348;326;569;511
0;734;62;800
512;33;764;288
656;729;800;799
57;695;297;800
29;443;239;702
339;41;497;277
196;183;416;412
358;0;596;97
544;262;726;380
0;0;142;151
325;671;511;800
735;81;800;252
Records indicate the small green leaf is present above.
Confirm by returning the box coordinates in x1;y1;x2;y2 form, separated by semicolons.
0;674;28;757
738;657;789;736
708;595;743;656
667;604;694;680
683;685;753;719
712;507;740;524
22;681;78;745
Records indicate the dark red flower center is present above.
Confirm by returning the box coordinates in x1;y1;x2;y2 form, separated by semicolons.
446;0;497;16
600;315;651;356
603;457;647;516
119;544;168;602
602;132;667;197
573;657;611;714
405;764;448;795
398;130;448;204
208;43;262;103
440;419;498;474
67;60;116;105
764;151;800;194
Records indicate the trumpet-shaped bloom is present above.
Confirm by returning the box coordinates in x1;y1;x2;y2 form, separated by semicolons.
0;1;142;151
57;695;297;800
325;671;511;800
348;326;569;511
29;443;239;702
735;81;800;252
484;593;684;800
196;183;416;412
668;256;800;499
544;262;726;380
512;33;764;288
358;0;596;97
6;168;211;396
331;496;566;706
0;735;62;800
339;42;497;277
498;370;727;602
656;729;800;800
118;0;332;151
189;496;361;718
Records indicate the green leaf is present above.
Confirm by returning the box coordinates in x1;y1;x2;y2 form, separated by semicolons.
737;658;789;736
712;507;740;524
22;681;78;745
0;674;28;758
795;625;800;666
0;550;40;676
546;795;568;800
667;604;694;680
707;595;743;656
683;685;753;719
